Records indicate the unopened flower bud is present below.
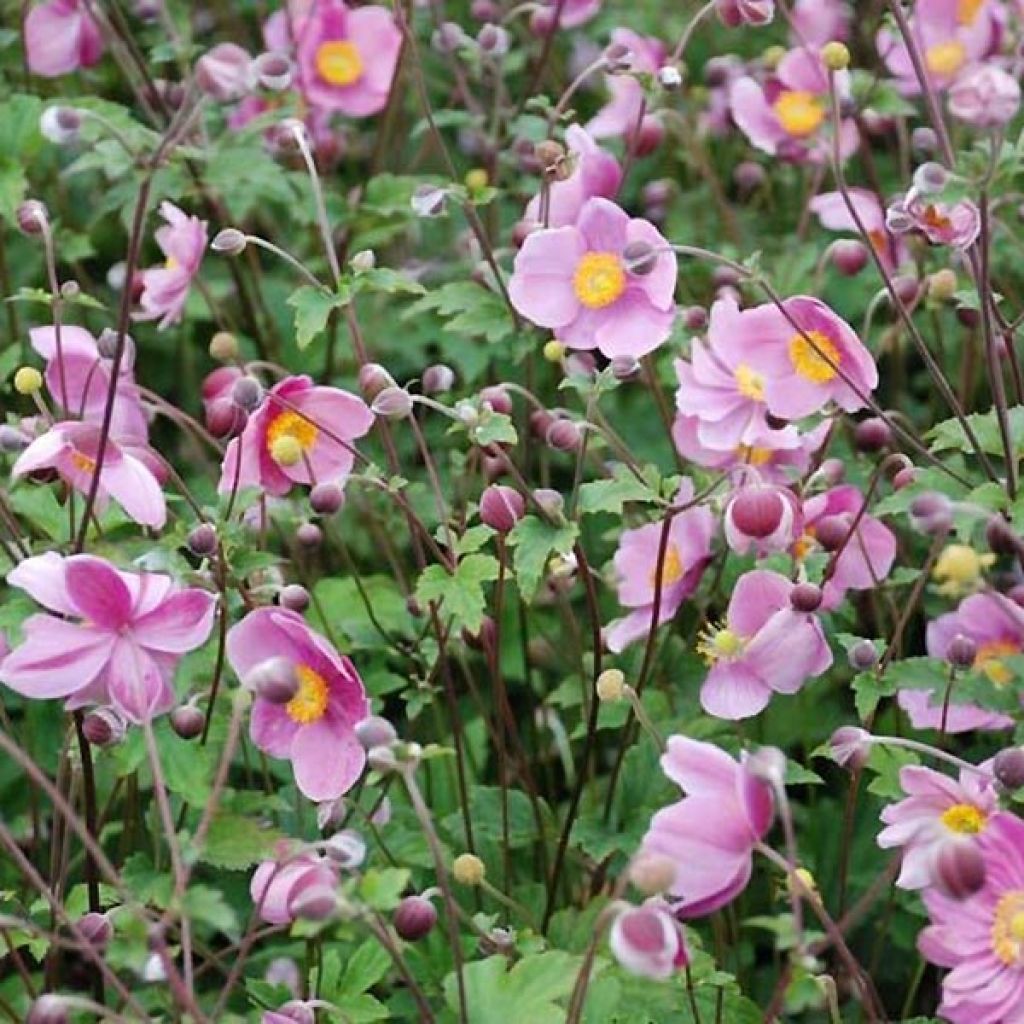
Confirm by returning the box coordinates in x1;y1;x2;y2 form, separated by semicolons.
40;106;82;145
533;487;565;519
0;425;30;453
891;275;921;306
279;583;310;612
196;43;253;101
187;523;218;557
230;375;263;411
291;884;337;921
453;853;485;885
422;364;456;395
848;640;879;671
730;488;785;539
479;385;512;415
911;126;938;156
790;582;823;613
610;355;640;380
246;657;299;704
372;386;413;420
628;853;677;896
596;668;626;702
273;1002;315;1024
909;492;953;535
82;707;127;747
931;839;986;900
296;522;323;548
831;239;868;276
832;727;872;774
355;716;398;750
913;162;949;195
658;65;683;90
603;41;633;73
209;331;239;362
324;829;366;868
211;227;247;255
77;911;113;951
14;367;43;395
170;703;205;740
480;484;525;533
253;52;293;91
358;362;396;401
265;958;301;995
394;894;438;940
814;515;849;552
546;418;581;452
928;269;957;303
367;744;399;773
821;41;850;70
310;482;344;516
993;747;1024;790
986;516;1020;557
622;240;659;275
947;633;978;670
350;249;375;273
893;466;917;489
528;7;555;35
27;994;71;1024
477;23;508;54
542;339;565;363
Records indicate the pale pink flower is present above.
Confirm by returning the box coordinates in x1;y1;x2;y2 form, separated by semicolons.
25;0;103;77
891;188;981;250
810;188;908;272
0;553;216;722
251;846;339;924
541;0;602;28
135;203;208;330
609;901;689;978
716;0;774;28
641;736;774;917
509;197;677;359
588;29;666;142
948;63;1020;125
790;0;849;44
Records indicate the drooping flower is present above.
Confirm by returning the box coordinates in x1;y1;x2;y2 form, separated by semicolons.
878;763;998;889
715;0;774;28
24;0;103;78
540;0;602;28
523;125;622;229
0;553;216;722
588;29;667;144
227;608;370;801
707;296;877;420
250;846;340;924
948;62;1021;126
295;0;402;117
509;197;677;360
641;736;774;917
918;811;1024;1023
724;480;800;557
605;479;715;653
877;0;1002;95
609;901;690;978
697;569;832;719
134;203;208;330
810;188;908;272
898;592;1023;733
12;421;166;528
218;375;373;497
730;47;858;164
790;0;850;44
890;188;981;250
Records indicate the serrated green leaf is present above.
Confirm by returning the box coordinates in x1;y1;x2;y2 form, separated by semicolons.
199;813;283;870
415;553;500;633
287;285;349;349
507;516;578;601
358;867;410;911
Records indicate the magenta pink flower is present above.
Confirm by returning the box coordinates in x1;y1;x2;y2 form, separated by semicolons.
523;125;621;229
877;0;1002;94
605;479;715;653
898;592;1023;733
0;553;216;722
25;0;103;77
892;188;981;250
716;0;774;28
724;481;801;557
135;203;208;330
948;62;1021;125
730;47;858;163
697;569;831;719
641;736;774;917
797;485;896;609
13;421;165;528
250;846;339;924
228;608;370;801
509;197;677;359
219;375;373;497
711;296;877;420
295;0;401;117
609;901;689;978
878;763;998;890
29;325;149;443
918;811;1024;1023
790;0;849;44
541;0;602;27
810;188;908;272
588;29;666;143
201;366;247;438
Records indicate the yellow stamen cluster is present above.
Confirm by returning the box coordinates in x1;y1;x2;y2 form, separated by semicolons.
315;40;364;86
925;41;967;77
940;802;987;835
649;545;685;589
932;544;994;597
788;330;840;383
696;623;745;665
992;891;1024;965
572;252;626;309
734;364;766;402
285;665;330;724
773;90;825;138
266;410;318;467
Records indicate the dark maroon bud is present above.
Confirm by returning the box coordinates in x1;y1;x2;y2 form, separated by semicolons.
296;522;323;548
355;715;398;750
730;489;784;538
207;402;248;439
187;523;218;557
947;633;978;670
231;375;263;411
423;364;456;395
986;516;1020;557
854;417;892;453
77;911;113;950
170;703;205;740
479;385;512;415
849;639;879;670
358;362;396;402
246;657;299;704
310;482;345;516
790;582;823;613
394;895;438;941
480;485;525;533
734;160;766;194
931;840;986;900
955;304;981;328
291;885;337;921
530;409;556;440
26;994;71;1024
279;584;310;612
831;239;868;277
892;466;917;490
546;418;582;452
911;125;938;156
682;305;708;331
712;265;740;288
994;747;1024;790
891;275;921;306
82;707;127;747
814;515;850;552
622;240;658;275
17;199;48;235
482;453;507;481
462;615;496;651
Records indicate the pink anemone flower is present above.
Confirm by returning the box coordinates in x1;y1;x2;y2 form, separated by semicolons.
790;0;850;45
134;203;208;330
697;569;832;719
726;296;877;420
509;197;677;360
587;29;666;143
877;0;1002;95
730;47;859;164
295;0;401;117
250;846;340;924
810;188;908;272
641;736;774;917
12;421;166;528
948;62;1021;126
227;608;370;801
604;479;715;653
878;763;998;890
919;811;1024;1024
541;0;602;28
25;0;103;77
218;375;373;497
891;188;981;250
523;125;622;229
609;901;689;979
898;592;1023;733
0;553;216;722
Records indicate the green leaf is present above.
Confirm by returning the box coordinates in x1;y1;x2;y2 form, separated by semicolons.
358;867;410;911
415;553;500;633
402;281;513;344
507;516;579;601
352;266;426;297
312;575;414;647
287;285;349;350
199;813;283;870
337;940;391;996
182;885;239;937
442;786;549;848
929;406;1024;459
579;469;662;516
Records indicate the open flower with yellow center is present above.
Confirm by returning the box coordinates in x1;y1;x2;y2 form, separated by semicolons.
228;607;371;802
509;197;677;360
787;329;840;384
135;201;207;331
772;90;825;138
218;374;373;498
926;40;967;76
315;40;363;86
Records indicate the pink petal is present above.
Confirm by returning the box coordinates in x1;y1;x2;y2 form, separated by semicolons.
0;615;111;699
6;552;78;617
101;454;167;528
106;637;174;723
132;589;217;653
509;227;584;328
289;718;365;801
700;660;772;720
64;555;134;629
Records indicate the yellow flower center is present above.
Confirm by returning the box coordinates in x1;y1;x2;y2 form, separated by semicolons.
773;90;825;138
696;623;745;664
286;665;330;724
940;803;987;835
70;451;97;474
735;444;773;467
734;364;766;401
932;544;992;593
315;40;364;86
975;640;1020;688
649;545;684;588
266;410;318;466
992;891;1024;965
926;41;967;77
792;527;817;562
958;0;984;24
788;330;840;383
165;255;179;271
573;252;626;309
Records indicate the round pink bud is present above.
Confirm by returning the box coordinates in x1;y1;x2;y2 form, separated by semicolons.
831;239;868;277
994;747;1024;790
310;482;345;516
790;582;823;613
265;958;301;995
818;458;845;486
358;363;397;401
891;275;921;306
479;385;512;415
78;911;113;950
911;126;937;156
909;492;953;536
892;466;917;490
947;633;978;669
17;200;48;236
207;402;247;438
27;995;71;1024
230;375;263;411
394;895;438;941
291;884;337;921
82;707;127;747
814;515;849;552
480;485;525;533
529;6;556;34
423;364;456;395
729;489;785;539
533;488;565;519
931;839;986;900
296;523;323;548
830;725;872;770
854;417;891;452
848;640;879;671
211;227;247;254
531;413;555;444
279;584;310;612
187;523;218;557
195;43;253;102
546;418;582;452
246;657;299;704
611;356;641;380
170;703;206;740
356;716;398;750
734;161;766;194
371;386;414;420
274;1002;316;1024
